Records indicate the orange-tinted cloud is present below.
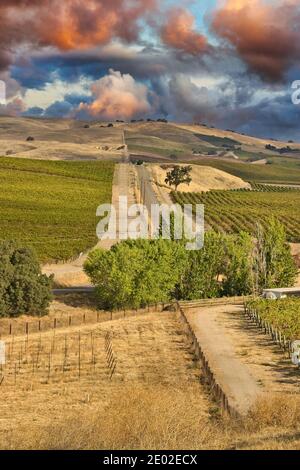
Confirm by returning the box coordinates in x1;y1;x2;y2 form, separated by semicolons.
0;97;26;116
161;8;207;56
212;0;300;81
0;0;157;55
78;69;152;120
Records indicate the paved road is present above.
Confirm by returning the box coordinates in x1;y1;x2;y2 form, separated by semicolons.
53;286;95;295
183;303;261;415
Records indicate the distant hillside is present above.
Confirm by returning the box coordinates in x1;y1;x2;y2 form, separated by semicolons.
1;116;300;184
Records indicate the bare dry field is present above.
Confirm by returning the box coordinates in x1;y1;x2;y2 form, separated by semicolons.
0;309;211;449
0;117;125;161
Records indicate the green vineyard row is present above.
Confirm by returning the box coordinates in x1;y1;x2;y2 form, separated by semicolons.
0;158;115;262
171;186;300;242
246;298;300;341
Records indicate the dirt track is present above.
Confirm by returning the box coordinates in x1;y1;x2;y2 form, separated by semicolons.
43;161;138;286
184;303;300;415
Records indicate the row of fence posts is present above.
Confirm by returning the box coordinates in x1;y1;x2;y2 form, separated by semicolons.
105;331;117;380
176;302;238;418
244;304;292;357
0;328;111;387
0;303;165;339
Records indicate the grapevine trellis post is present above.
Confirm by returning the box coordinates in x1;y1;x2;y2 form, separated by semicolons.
105;331;117;380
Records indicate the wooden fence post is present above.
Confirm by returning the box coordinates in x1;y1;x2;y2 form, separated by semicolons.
78;332;81;379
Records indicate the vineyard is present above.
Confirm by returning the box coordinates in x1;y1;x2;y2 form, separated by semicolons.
246;298;300;341
171;185;300;242
0;157;114;262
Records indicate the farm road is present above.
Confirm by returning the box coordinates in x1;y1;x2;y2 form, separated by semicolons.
43;161;138;286
184;303;262;415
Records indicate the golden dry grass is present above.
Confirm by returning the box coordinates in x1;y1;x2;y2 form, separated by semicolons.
0;294;157;338
1;305;300;450
150;163;250;193
0;311;211;449
0;116;125;161
3;387;300;450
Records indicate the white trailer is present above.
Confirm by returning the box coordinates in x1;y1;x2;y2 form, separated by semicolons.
262;287;300;300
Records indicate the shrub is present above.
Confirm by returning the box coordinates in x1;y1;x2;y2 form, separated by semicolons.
0;241;53;317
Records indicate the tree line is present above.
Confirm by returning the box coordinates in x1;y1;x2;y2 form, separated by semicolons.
84;217;297;310
0;218;296;317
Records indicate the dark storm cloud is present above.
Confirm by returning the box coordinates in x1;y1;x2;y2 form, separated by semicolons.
10;44;217;90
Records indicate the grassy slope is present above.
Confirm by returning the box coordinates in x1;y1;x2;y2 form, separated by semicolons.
193;158;300;184
0;157;114;262
124;123;300;183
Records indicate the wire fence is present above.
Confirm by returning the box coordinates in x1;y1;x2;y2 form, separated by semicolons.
0;328;117;389
0;303;166;339
244;303;292;357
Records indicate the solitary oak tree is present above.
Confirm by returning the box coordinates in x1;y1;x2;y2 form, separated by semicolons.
165;165;192;191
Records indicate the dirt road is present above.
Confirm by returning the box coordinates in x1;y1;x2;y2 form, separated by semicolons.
183;302;300;415
43;161;138;286
185;303;261;415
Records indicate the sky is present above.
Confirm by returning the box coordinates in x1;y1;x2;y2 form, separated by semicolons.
0;0;300;140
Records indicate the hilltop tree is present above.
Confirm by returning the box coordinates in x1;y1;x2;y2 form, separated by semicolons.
165;165;192;191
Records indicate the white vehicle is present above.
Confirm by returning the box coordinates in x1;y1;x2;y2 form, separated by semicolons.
262;288;300;300
291;341;300;367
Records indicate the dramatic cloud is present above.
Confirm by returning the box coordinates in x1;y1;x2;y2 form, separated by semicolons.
212;0;300;81
0;0;299;140
166;74;219;122
161;8;207;56
0;0;157;62
0;97;26;116
78;69;153;120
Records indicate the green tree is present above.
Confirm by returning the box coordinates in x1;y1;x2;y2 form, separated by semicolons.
179;231;226;300
84;239;188;310
0;241;53;317
253;217;297;291
165;165;192;191
222;232;254;296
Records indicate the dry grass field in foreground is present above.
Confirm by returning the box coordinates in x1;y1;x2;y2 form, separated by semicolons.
1;303;300;450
